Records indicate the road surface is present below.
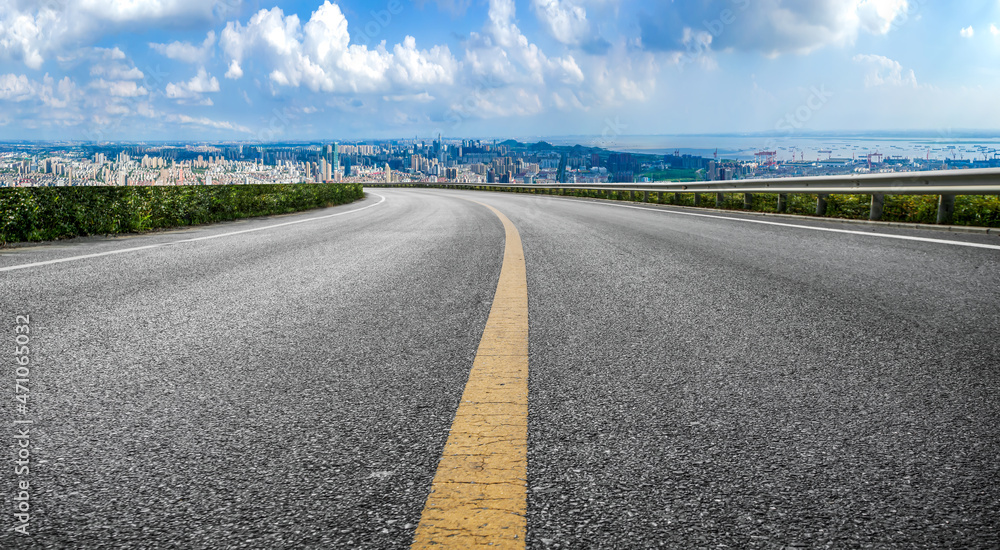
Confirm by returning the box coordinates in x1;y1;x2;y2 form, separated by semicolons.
2;189;998;548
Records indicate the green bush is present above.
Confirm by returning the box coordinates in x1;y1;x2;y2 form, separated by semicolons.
1;183;363;245
954;195;1000;227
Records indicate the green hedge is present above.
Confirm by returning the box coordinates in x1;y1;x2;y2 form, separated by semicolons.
1;183;363;245
370;184;1000;228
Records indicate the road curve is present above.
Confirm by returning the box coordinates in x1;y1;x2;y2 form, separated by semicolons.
1;188;998;549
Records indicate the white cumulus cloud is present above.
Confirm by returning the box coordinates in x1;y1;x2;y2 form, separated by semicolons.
853;54;918;87
449;0;653;123
150;31;216;64
225;60;244;79
0;74;36;101
90;63;144;81
960;26;975;38
642;0;915;58
91;79;149;97
532;0;591;46
0;1;240;68
0;73;80;108
220;1;457;93
857;0;909;34
165;68;221;101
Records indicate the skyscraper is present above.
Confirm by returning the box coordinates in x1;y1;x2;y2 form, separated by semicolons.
319;158;329;182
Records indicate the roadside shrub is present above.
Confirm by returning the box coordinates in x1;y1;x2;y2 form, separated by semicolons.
0;183;363;245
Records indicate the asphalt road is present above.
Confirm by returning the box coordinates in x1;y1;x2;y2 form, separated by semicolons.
2;189;998;549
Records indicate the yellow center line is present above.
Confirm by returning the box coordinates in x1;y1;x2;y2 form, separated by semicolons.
412;201;529;549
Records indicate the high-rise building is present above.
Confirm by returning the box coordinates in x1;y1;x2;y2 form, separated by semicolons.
607;153;637;183
319;158;329;182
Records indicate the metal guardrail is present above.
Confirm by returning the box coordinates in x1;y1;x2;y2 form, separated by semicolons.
549;167;1000;195
373;167;1000;225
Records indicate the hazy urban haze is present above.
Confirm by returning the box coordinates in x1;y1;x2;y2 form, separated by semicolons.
1;0;998;140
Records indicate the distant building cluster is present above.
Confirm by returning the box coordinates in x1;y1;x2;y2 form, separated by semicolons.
0;143;396;188
2;138;998;189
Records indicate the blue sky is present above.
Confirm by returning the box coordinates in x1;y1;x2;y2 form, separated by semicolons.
0;0;998;141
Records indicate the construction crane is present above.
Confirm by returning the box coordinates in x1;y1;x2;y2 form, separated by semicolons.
755;150;777;167
867;151;883;170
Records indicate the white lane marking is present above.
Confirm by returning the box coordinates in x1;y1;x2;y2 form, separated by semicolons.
0;193;387;273
508;193;1000;251
174;192;385;243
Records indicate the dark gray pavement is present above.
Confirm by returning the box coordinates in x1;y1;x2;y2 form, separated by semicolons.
2;189;998;548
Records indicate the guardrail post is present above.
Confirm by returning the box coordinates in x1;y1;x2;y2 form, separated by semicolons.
673;193;680;204
744;193;753;210
816;194;828;216
643;191;650;203
937;194;956;225
694;193;702;206
777;194;788;213
870;194;885;221
716;193;724;208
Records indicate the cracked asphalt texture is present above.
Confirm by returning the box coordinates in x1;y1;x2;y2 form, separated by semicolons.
2;188;999;549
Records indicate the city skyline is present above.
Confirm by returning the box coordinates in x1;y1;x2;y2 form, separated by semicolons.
0;1;999;141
